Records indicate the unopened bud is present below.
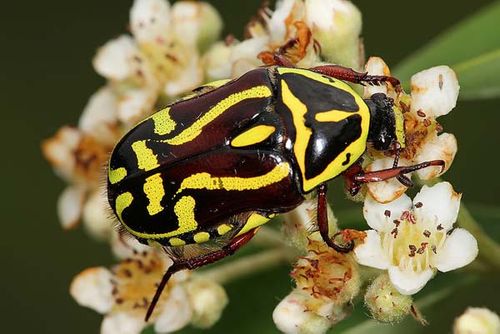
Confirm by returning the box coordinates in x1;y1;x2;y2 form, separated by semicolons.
305;0;363;69
453;307;500;334
185;277;228;328
364;273;413;323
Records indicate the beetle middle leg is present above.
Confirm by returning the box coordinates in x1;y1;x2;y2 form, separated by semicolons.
317;183;355;253
310;64;401;91
145;229;258;321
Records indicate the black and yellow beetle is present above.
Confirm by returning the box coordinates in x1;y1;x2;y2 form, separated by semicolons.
107;60;443;320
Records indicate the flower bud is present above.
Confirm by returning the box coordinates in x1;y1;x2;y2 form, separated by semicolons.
364;273;413;323
453;307;500;334
171;1;223;52
203;41;233;81
305;0;363;69
82;190;114;241
273;289;332;334
185;278;228;328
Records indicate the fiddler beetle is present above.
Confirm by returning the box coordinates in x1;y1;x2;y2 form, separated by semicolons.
107;55;444;320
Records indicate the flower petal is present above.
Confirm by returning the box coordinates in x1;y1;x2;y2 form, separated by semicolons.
354;230;390;269
154;285;193;333
454;307;500;334
434;228;478;272
363;57;390;97
163;52;203;97
230;36;269;78
411;65;459;118
70;267;114;314
186;278;228;328
130;0;171;44
110;229;152;260
388;266;434;295
366;157;409;204
57;186;86;230
42;126;81;181
117;88;157;125
93;35;142;82
413;182;461;231
82;190;114;241
79;87;119;146
364;191;412;231
269;0;304;43
101;312;145;334
203;41;233;81
413;133;457;180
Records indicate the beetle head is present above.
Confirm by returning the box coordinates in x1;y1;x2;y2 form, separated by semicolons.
365;93;405;151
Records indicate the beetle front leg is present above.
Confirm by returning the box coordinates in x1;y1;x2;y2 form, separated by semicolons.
145;229;259;321
343;159;445;196
317;183;355;253
310;64;401;90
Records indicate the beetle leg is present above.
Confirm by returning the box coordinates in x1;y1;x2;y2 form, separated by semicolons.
145;229;259;321
310;64;401;91
317;184;354;253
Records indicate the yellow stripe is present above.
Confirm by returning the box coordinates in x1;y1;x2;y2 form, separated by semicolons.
231;125;276;147
169;237;186;246
217;224;233;236
115;192;133;223
194;232;210;243
165;85;272;145
177;162;290;194
151;107;176;136
315;110;355;123
131;140;159;171
108;167;127;184
121;195;198;240
236;213;269;236
143;173;164;216
279;68;370;192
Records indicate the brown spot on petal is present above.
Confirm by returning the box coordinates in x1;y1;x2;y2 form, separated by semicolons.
384;210;391;217
415;202;423;208
437;224;444;231
439;74;444;90
423;230;431;237
416;110;426;118
423;118;431;127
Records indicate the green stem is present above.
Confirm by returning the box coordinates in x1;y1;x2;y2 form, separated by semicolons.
199;248;292;285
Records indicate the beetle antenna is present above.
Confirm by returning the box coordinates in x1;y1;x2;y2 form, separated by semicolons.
145;262;183;322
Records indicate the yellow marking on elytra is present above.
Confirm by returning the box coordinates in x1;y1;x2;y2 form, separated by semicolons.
236;213;269;236
165;85;272;145
194;232;210;243
151;107;176;136
131;140;159;171
115;192;133;223
394;104;406;148
121;195;198;240
169;237;186;247
108;167;127;184
279;68;370;192
176;162;290;194
231;125;276;147
217;224;233;235
143;173;164;216
315;110;355;123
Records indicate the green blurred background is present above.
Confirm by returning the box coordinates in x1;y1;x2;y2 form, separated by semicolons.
1;0;499;333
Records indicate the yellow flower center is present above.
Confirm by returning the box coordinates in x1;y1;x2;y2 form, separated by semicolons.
380;211;446;272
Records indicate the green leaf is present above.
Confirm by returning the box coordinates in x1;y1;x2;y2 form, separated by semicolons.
394;1;500;100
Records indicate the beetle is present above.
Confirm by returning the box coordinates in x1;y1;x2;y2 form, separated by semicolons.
107;58;443;320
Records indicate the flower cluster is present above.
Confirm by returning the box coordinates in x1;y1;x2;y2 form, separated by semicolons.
42;0;481;333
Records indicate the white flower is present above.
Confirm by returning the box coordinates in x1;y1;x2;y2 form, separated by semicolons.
70;249;228;333
70;250;192;334
363;57;459;203
355;182;478;295
454;307;500;334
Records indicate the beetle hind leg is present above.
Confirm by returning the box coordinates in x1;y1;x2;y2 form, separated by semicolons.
145;229;258;321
